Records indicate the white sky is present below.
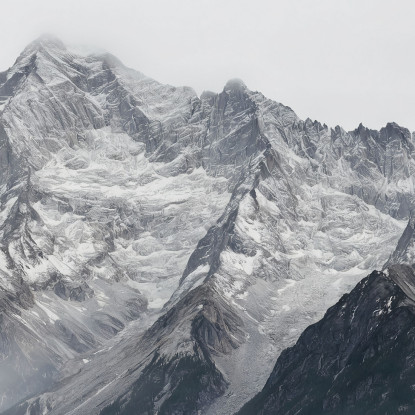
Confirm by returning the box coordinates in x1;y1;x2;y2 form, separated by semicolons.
2;0;414;131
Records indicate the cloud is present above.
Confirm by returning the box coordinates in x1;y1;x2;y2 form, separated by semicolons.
1;0;414;131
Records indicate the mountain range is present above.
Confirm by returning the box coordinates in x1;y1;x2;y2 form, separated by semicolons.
1;35;415;414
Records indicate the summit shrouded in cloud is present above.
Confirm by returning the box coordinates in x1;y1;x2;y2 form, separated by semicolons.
1;0;414;131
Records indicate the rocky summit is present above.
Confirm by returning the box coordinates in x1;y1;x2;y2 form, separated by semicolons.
1;36;415;414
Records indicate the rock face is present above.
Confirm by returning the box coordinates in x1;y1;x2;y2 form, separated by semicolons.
385;217;415;268
238;265;415;415
1;35;415;414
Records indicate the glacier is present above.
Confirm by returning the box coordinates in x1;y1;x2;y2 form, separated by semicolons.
0;35;414;414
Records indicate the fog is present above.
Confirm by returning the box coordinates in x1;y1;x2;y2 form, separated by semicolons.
2;0;415;131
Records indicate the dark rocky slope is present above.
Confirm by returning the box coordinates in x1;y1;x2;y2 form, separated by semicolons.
238;265;415;415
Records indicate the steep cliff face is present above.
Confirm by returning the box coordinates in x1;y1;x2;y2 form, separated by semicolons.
385;217;415;268
238;265;415;415
1;36;415;414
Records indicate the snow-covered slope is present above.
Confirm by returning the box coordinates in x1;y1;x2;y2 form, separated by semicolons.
0;36;231;410
1;36;415;414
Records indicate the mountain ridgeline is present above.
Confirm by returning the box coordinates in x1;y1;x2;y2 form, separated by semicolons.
238;265;415;415
1;36;415;414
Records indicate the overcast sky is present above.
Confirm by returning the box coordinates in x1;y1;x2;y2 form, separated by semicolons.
2;0;414;131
